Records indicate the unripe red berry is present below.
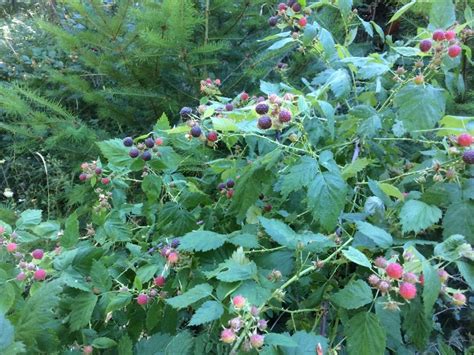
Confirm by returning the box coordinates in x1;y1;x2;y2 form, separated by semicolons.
101;177;110;185
374;256;387;268
16;272;26;281
444;30;456;41
167;251;179;264
419;39;432;52
448;44;461;58
399;282;417;300
154;275;166;287
377;280;391;293
137;293;148;305
462;150;474;164
232;295;246;309
31;249;44;260
298;17;307;27
34;269;47;281
250;333;265;349
386;263;404;279
155;137;164;146
79;173;88;181
6;243;17;253
240;92;249;101
278;3;287;11
220;328;236;344
207;131;218;142
226;189;234;199
83;345;93;354
258;116;272;130
457;133;473;147
432;29;445;41
278;109;292;123
452;293;466;306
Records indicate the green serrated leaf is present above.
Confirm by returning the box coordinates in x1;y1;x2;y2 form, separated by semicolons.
342;247;371;268
442;201;474;243
106;292;132;313
92;337;117;349
333;280;373;309
375;297;403;349
389;0;416;23
456;260;474;290
179;230;228;252
346;312;386;355
91;260;112;292
61;212;79;248
265;333;298;347
117;335;133;355
422;261;441;316
356;221;393;248
278;156;319;196
400;200;442;234
342;158;370;180
165;330;193;355
188;301;224;326
402;299;431;349
281;331;328;354
166;284;213;309
97;139;131;167
16;209;42;229
0;314;14;351
70;293;98;331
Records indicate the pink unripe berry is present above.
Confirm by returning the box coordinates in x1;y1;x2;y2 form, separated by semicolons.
155;137;164;146
232;295;246;309
101;177;110;185
452;293;466;306
6;243;17;253
79;173;88;181
220;328;236;344
249;333;265;349
34;269;47;281
386;263;404;279
419;39;432;52
368;274;381;286
137;293;149;305
457;133;473;147
228;317;243;331
257;319;268;331
250;305;260;317
377;280;391;293
154;275;166;287
402;272;418;284
438;269;449;283
298;17;307;27
16;272;26;281
419;274;424;286
31;249;44;260
448;44;461;58
83;345;93;354
432;29;445;41
167;251;179;264
278;3;287;11
444;30;456;41
399;282;417;300
374;256;387;268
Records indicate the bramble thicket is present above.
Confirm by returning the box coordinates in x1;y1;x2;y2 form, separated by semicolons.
0;1;473;354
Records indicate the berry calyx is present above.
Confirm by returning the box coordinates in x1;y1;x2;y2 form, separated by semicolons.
457;133;473;147
180;107;193;118
386;263;404;279
278;109;292;123
190;126;202;138
298;17;307;27
432;29;445;41
220;328;236;344
255;103;270;115
399;282;417;300
377;280;390;293
129;148;140;158
154;276;166;287
452;293;466;306
6;243;17;253
207;131;218;142
34;269;47;281
144;137;155;148
462;150;474;164
258;116;272;130
141;151;152;161
448;44;461;58
31;249;44;260
232;295;246;309
419;39;432;52
438;269;449;283
444;30;456;41
137;293;149;305
123;137;133;147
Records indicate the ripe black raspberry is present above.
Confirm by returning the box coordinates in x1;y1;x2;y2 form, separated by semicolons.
226;179;235;188
268;16;279;27
255;103;269;115
190;126;202;138
462;150;474;164
180;107;193;118
258;116;272;130
141;151;152;161
129;148;139;158
123;137;133;147
144;137;155;148
278;109;292;123
292;3;301;11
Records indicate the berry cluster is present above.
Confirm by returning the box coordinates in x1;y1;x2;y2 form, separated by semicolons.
419;29;462;58
220;295;267;351
255;94;294;130
79;161;110;185
123;135;163;161
455;133;474;165
184;120;219;145
199;77;221;96
1;226;48;282
217;179;235;199
268;1;309;32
